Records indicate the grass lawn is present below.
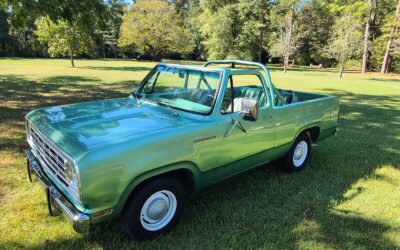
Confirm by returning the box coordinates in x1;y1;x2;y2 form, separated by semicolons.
0;58;399;249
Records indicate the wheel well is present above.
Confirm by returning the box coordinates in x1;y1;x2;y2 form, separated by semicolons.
123;169;194;212
304;126;320;142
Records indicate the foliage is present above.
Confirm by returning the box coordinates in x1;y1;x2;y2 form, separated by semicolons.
0;7;12;56
177;0;204;59
324;11;363;78
199;0;267;60
2;0;400;72
369;0;400;72
99;0;126;58
295;1;335;65
2;0;107;32
0;8;46;58
269;17;300;67
9;23;46;57
35;17;97;67
269;1;300;73
118;0;194;60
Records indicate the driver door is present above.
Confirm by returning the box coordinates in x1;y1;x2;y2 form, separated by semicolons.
215;73;275;181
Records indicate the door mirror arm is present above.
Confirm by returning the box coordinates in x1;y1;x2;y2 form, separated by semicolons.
224;98;259;137
225;111;247;137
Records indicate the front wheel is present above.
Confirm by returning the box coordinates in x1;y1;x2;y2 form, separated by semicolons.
121;177;185;240
280;133;312;171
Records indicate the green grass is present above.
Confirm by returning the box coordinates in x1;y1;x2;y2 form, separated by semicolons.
0;58;399;249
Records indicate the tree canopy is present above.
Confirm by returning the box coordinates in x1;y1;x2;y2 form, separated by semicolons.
325;11;363;78
35;17;97;67
1;0;400;75
118;0;194;60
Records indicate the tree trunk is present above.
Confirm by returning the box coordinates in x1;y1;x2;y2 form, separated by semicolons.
152;52;162;62
259;30;263;63
361;21;370;73
284;3;295;73
386;54;393;73
284;55;288;74
70;53;75;68
381;0;400;74
339;64;345;79
362;0;374;73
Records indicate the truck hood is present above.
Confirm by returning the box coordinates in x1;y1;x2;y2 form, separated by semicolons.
26;98;190;158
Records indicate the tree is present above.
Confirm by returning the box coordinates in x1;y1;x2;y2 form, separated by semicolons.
295;0;335;66
118;0;194;60
361;0;377;73
2;0;107;32
35;17;97;67
2;0;108;60
325;12;363;78
100;0;127;58
0;9;46;58
170;0;205;60
270;2;299;74
381;0;400;73
0;7;11;56
199;0;268;60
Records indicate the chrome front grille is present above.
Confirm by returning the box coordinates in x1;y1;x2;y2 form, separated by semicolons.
27;123;70;188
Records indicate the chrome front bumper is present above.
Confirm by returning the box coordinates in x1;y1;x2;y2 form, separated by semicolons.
24;150;90;233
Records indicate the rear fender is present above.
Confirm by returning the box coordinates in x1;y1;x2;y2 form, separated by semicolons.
292;123;322;144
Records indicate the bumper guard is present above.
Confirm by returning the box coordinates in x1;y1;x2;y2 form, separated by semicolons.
24;150;90;233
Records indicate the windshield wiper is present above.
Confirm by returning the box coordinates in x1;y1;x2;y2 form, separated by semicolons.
132;92;142;106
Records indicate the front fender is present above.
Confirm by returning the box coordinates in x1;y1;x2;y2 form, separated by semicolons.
114;161;203;216
85;161;203;223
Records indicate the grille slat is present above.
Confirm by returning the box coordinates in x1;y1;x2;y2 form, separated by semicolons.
28;124;71;189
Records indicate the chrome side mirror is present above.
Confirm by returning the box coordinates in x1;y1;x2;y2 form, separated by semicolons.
234;98;259;121
225;98;259;137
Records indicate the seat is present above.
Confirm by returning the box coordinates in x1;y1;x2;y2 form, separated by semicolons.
189;89;215;105
233;87;266;105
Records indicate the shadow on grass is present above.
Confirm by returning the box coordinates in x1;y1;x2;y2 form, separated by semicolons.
43;75;101;84
1;74;400;249
0;74;138;151
79;66;153;72
368;78;400;83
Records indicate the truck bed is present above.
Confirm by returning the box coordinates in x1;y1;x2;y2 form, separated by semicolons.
274;88;339;144
278;89;328;105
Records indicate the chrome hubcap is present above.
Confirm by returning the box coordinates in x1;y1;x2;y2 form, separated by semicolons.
293;141;308;167
140;190;177;231
147;199;169;221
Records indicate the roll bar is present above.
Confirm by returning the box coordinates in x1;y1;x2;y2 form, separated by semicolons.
204;60;285;106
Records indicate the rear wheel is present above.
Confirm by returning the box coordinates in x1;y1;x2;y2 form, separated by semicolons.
280;133;312;171
122;177;185;240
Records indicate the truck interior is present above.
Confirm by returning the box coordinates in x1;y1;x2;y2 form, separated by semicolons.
204;60;328;108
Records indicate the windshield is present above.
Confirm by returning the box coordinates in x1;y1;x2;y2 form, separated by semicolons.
137;65;222;115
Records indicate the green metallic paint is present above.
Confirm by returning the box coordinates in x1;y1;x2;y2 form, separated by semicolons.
26;60;339;224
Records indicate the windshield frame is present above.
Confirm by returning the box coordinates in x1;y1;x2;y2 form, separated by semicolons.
134;63;225;116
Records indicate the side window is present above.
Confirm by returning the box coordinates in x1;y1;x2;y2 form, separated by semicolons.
220;74;268;114
221;77;233;113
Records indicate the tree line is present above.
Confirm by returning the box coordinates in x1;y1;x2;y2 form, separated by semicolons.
1;0;400;77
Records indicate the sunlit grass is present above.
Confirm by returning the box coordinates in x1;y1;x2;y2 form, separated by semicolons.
0;58;399;249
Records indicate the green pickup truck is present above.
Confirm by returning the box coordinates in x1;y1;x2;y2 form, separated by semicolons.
25;60;338;240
